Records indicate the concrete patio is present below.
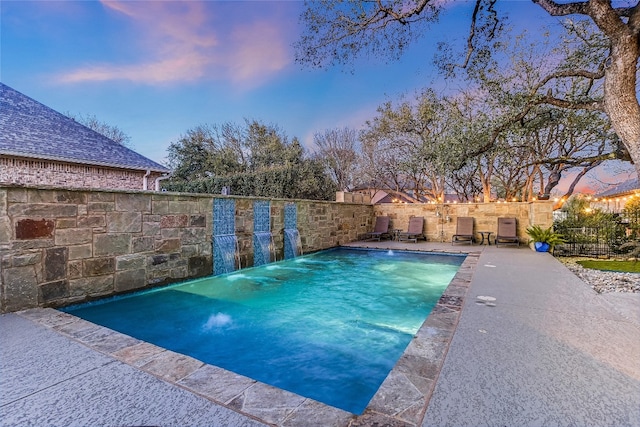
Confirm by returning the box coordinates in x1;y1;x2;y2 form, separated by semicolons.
1;243;639;426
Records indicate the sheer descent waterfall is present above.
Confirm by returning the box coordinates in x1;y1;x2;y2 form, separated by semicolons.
253;200;274;266
213;198;240;275
284;229;302;258
213;234;240;274
284;202;302;259
254;231;275;266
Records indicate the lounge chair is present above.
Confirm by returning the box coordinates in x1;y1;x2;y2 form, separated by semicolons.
495;217;519;246
398;217;424;243
364;216;390;241
452;217;474;245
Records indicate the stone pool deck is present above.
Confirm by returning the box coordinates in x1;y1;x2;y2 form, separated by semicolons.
1;243;639;426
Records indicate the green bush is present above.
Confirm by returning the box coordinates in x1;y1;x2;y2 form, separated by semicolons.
623;197;640;239
162;165;337;201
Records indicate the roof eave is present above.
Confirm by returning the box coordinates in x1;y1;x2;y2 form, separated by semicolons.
0;150;170;174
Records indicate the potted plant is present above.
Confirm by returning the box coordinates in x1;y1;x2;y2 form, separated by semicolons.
526;225;566;252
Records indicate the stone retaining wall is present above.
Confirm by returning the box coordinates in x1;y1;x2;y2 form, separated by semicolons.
0;186;374;313
0;185;553;313
373;201;554;243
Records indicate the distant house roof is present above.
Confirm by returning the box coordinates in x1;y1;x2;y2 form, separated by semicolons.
595;177;639;198
0;82;168;173
353;188;437;204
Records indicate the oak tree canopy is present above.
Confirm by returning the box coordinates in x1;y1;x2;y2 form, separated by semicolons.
295;0;640;178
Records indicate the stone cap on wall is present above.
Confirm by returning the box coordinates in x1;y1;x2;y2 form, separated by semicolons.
336;191;371;204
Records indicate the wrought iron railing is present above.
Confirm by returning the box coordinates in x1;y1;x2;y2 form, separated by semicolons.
553;224;629;257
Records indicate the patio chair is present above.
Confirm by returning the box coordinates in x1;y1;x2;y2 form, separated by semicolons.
495;217;519;247
364;216;390;241
398;217;425;243
452;217;474;245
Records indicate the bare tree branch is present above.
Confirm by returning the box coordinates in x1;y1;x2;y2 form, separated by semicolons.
561;160;603;199
458;0;482;69
540;94;604;110
533;152;617;166
532;0;588;16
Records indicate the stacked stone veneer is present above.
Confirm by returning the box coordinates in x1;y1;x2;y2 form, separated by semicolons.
0;186;374;313
0;185;552;313
230;198;373;269
0;156;164;191
0;187;214;313
373;201;554;243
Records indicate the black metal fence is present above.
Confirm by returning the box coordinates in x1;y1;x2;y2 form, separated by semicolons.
554;224;629;257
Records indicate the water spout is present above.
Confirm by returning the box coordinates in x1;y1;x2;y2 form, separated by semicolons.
214;234;240;275
253;231;275;266
283;202;301;260
284;229;303;259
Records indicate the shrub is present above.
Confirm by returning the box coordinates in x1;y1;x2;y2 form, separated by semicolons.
526;225;566;249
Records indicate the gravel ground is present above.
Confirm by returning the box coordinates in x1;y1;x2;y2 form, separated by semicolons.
559;257;640;294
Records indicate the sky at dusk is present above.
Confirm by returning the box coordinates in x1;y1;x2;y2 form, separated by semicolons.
1;0;635;192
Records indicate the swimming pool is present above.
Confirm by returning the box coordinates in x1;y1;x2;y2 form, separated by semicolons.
63;247;464;414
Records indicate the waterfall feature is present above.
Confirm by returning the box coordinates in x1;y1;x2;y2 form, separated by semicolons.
284;202;302;259
253;200;274;266
253;231;275;266
213;234;240;274
284;229;303;258
213;198;239;275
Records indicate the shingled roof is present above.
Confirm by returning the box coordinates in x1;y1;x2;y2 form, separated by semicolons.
0;82;168;173
595;177;639;198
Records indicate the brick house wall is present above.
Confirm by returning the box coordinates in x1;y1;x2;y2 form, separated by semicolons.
0;156;164;191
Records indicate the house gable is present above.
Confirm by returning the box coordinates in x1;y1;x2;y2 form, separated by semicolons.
0;83;168;174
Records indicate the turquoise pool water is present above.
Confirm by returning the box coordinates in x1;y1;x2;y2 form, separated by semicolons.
63;247;464;414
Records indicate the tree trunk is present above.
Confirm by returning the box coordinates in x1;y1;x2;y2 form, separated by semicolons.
532;0;640;177
562;160;603;199
477;157;493;202
603;32;640;177
543;169;563;196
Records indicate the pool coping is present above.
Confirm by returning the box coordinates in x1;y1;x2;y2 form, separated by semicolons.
16;246;480;427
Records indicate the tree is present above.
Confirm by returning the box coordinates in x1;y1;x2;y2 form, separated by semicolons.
447;161;484;202
442;26;624;201
164;119;337;200
491;138;531;200
244;121;299;171
623;195;640;237
558;194;617;226
525;108;614;199
166;124;243;182
533;0;639;175
66;112;131;146
295;0;640;178
441;90;499;202
313;127;359;191
360;90;454;201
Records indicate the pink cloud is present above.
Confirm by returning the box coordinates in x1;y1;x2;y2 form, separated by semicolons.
58;52;212;84
228;21;290;85
56;1;293;87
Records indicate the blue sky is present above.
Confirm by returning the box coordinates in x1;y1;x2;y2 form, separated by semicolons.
1;0;634;191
